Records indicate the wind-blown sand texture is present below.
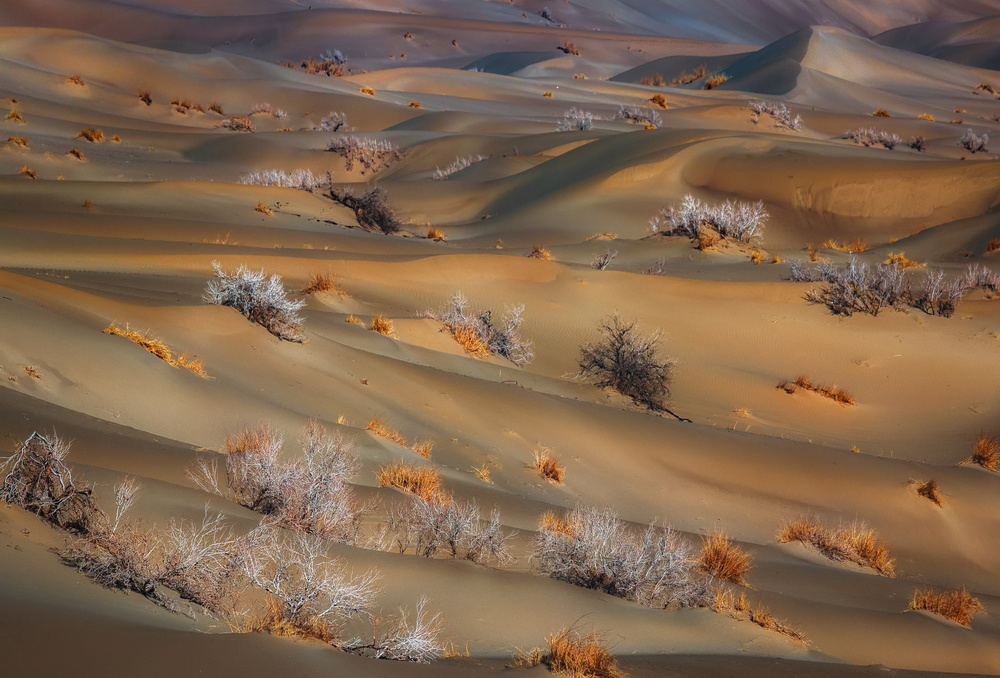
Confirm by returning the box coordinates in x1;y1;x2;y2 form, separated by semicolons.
3;1;1000;676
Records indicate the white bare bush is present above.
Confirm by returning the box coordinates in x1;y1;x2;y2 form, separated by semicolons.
801;256;908;316
250;102;288;119
845;127;900;149
910;269;967;317
749;100;801;130
615;104;661;128
327;136;401;174
961;128;989;153
533;506;711;608
964;262;1000;291
432;154;489;180
316;111;349;132
204;261;305;341
557;107;594;131
239;169;322;191
367;597;444;663
591;248;617;270
428;292;534;365
650;194;767;243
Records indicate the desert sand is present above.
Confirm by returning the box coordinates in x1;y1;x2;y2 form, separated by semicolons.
3;1;1000;676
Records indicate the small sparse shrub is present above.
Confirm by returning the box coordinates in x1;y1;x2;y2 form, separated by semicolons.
703;73;729;89
909;586;984;627
872;108;892;117
986;238;1000;253
6;110;25;123
514;629;622;678
845;127;900;150
67;75;85;86
963;262;1000;291
329;186;401;234
591;248;617;270
433;154;488;180
909;135;926;152
66;147;85;160
103;322;208;377
222;114;255;132
240;169;321;191
910;269;967;317
821;239;868;253
371;314;394;336
327;136;400;174
557;107;594;132
558;40;581;56
650;194;768;244
777;516;895;577
208;103;225;115
137;90;152;105
411;441;433;459
748;602;807;641
297;49;348;77
367;418;407;446
640;73;665;87
650;93;667;108
578;314;674;411
19;166;37;179
300;273;341;295
777;375;855;405
346;314;364;325
951;118;963;124
376;461;442;502
801;256;908;316
426;227;446;241
250;102;287;119
7;135;28;148
203;261;305;341
360;86;376;96
918;113;935;121
543;91;553;98
974;83;1000;98
964;433;1000;471
527;245;553;260
385;494;514;565
699;533;752;586
530;449;564;483
749;100;801;130
408;101;422;108
670;65;706;85
77;128;104;143
916;480;942;507
254;201;272;215
961;128;989;153
533;506;712;607
429;292;534;365
615;104;661;128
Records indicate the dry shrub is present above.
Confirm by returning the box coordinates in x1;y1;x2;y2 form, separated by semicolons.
527;245;553;260
254;202;272;215
222;115;255;132
699;532;752;586
543;91;553;98
103;322;209;377
909;586;984;627
385;494;514;565
748;603;807;641
515;629;622;678
951;118;963;124
367;418;408;447
749;248;764;264
530;449;565;484
650;93;667;108
822;238;868;253
77;128;104;143
411;441;433;459
974;82;999;97
208;103;225;115
203;261;305;342
640;73;665;87
426;227;446;241
301;273;341;295
703;73;729;89
473;463;492;483
585;232;618;241
330;186;401;233
7;135;28;147
450;323;491;357
539;511;577;538
777;375;855;405
66;147;85;160
651;194;767;244
579;314;674;411
67;75;85;86
407;100;422;108
429;292;534;365
884;252;922;268
137;90;152;105
670;64;706;85
872;108;892;117
360;86;376;96
777;516;895;577
845;127;900;149
916;479;943;507
19;166;37;179
174;353;208;377
243;594;339;643
346;314;364;325
6;110;25;123
371;314;394;336
964;433;1000;471
297;51;348;77
376;461;442;502
558;40;581;56
986;238;1000;253
918;113;935;121
533;506;712;607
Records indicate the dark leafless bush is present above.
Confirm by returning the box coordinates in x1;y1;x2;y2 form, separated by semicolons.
910;269;967;317
316;112;349;132
845;127;900;150
961;128;989;153
330;186;401;234
204;261;305;341
189;420;364;544
557;107;594;132
650;194;767;244
429;292;534;365
327;136;400;174
615;105;661;128
538;7;556;23
533;506;711;608
578;315;673;411
909;136;926;152
802;257;907;316
385;494;515;566
592;249;617;270
749;101;801;130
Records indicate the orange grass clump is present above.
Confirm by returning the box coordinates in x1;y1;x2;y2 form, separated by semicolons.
19;166;37;179
650;93;667;109
473;463;493;483
367;418;408;447
777;376;855;405
376;461;442;502
872;108;892;117
543;91;553;98
67;75;85;86
584;232;618;242
370;314;394;336
208;103;225;115
699;532;753;586
777;516;895;577
918;113;935;121
964;433;1000;471
408;101;422;108
66;147;85;160
6;110;25;123
360;87;376;96
822;238;868;253
77;128;104;143
530;449;565;484
703;73;729;89
240;596;339;644
538;511;577;537
300;273;341;295
748;603;807;641
102;322;208;377
884;252;922;268
411;440;434;459
909;586;984;627
527;246;552;260
449;324;490;358
514;629;622;678
7;135;28;148
916;479;943;507
426;227;446;242
254;202;272;216
986;238;1000;253
345;314;364;325
138;90;152;105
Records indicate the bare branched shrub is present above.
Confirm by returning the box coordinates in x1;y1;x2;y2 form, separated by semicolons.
961;128;989;153
204;261;305;341
190;421;363;544
296;49;348;77
315;111;349;132
749;101;801;130
428;292;534;365
591;248;617;270
365;597;445;662
250;102;288;119
385;495;514;565
327;136;400;174
910;270;967;317
432;154;489;180
964;263;1000;292
650;194;767;244
615;104;661;128
222;115;255;132
801;256;907;317
557;107;594;132
239;169;322;191
330;186;401;234
533;506;711;608
578;314;673;411
845;127;900;149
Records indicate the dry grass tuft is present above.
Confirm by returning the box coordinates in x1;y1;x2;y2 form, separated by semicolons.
426;227;446;241
514;629;623;678
360;86;376;96
909;586;984;627
918;113;935;122
749;248;764;264
241;595;340;644
872;108;892;117
300;273;341;295
6;110;25;123
7;135;28;148
986;238;1000;253
24;366;41;379
777;376;855;406
640;74;665;86
670;64;707;85
411;441;434;459
103;322;208;377
19;166;37;179
408;100;422;108
650;93;667;109
66;147;85;160
367;418;408;447
884;252;922;268
748;603;807;641
584;232;618;242
703;73;729;89
111;135;121;143
376;461;442;502
67;75;85;86
137;90;152;105
449;323;491;358
254;201;272;215
699;532;752;586
543;91;553;98
370;314;394;336
916;479;943;507
777;516;895;577
208;103;225;115
527;245;553;260
822;238;868;253
472;463;492;483
174;353;208;377
964;433;1000;471
538;511;577;537
345;314;364;325
530;449;565;484
77;128;104;143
